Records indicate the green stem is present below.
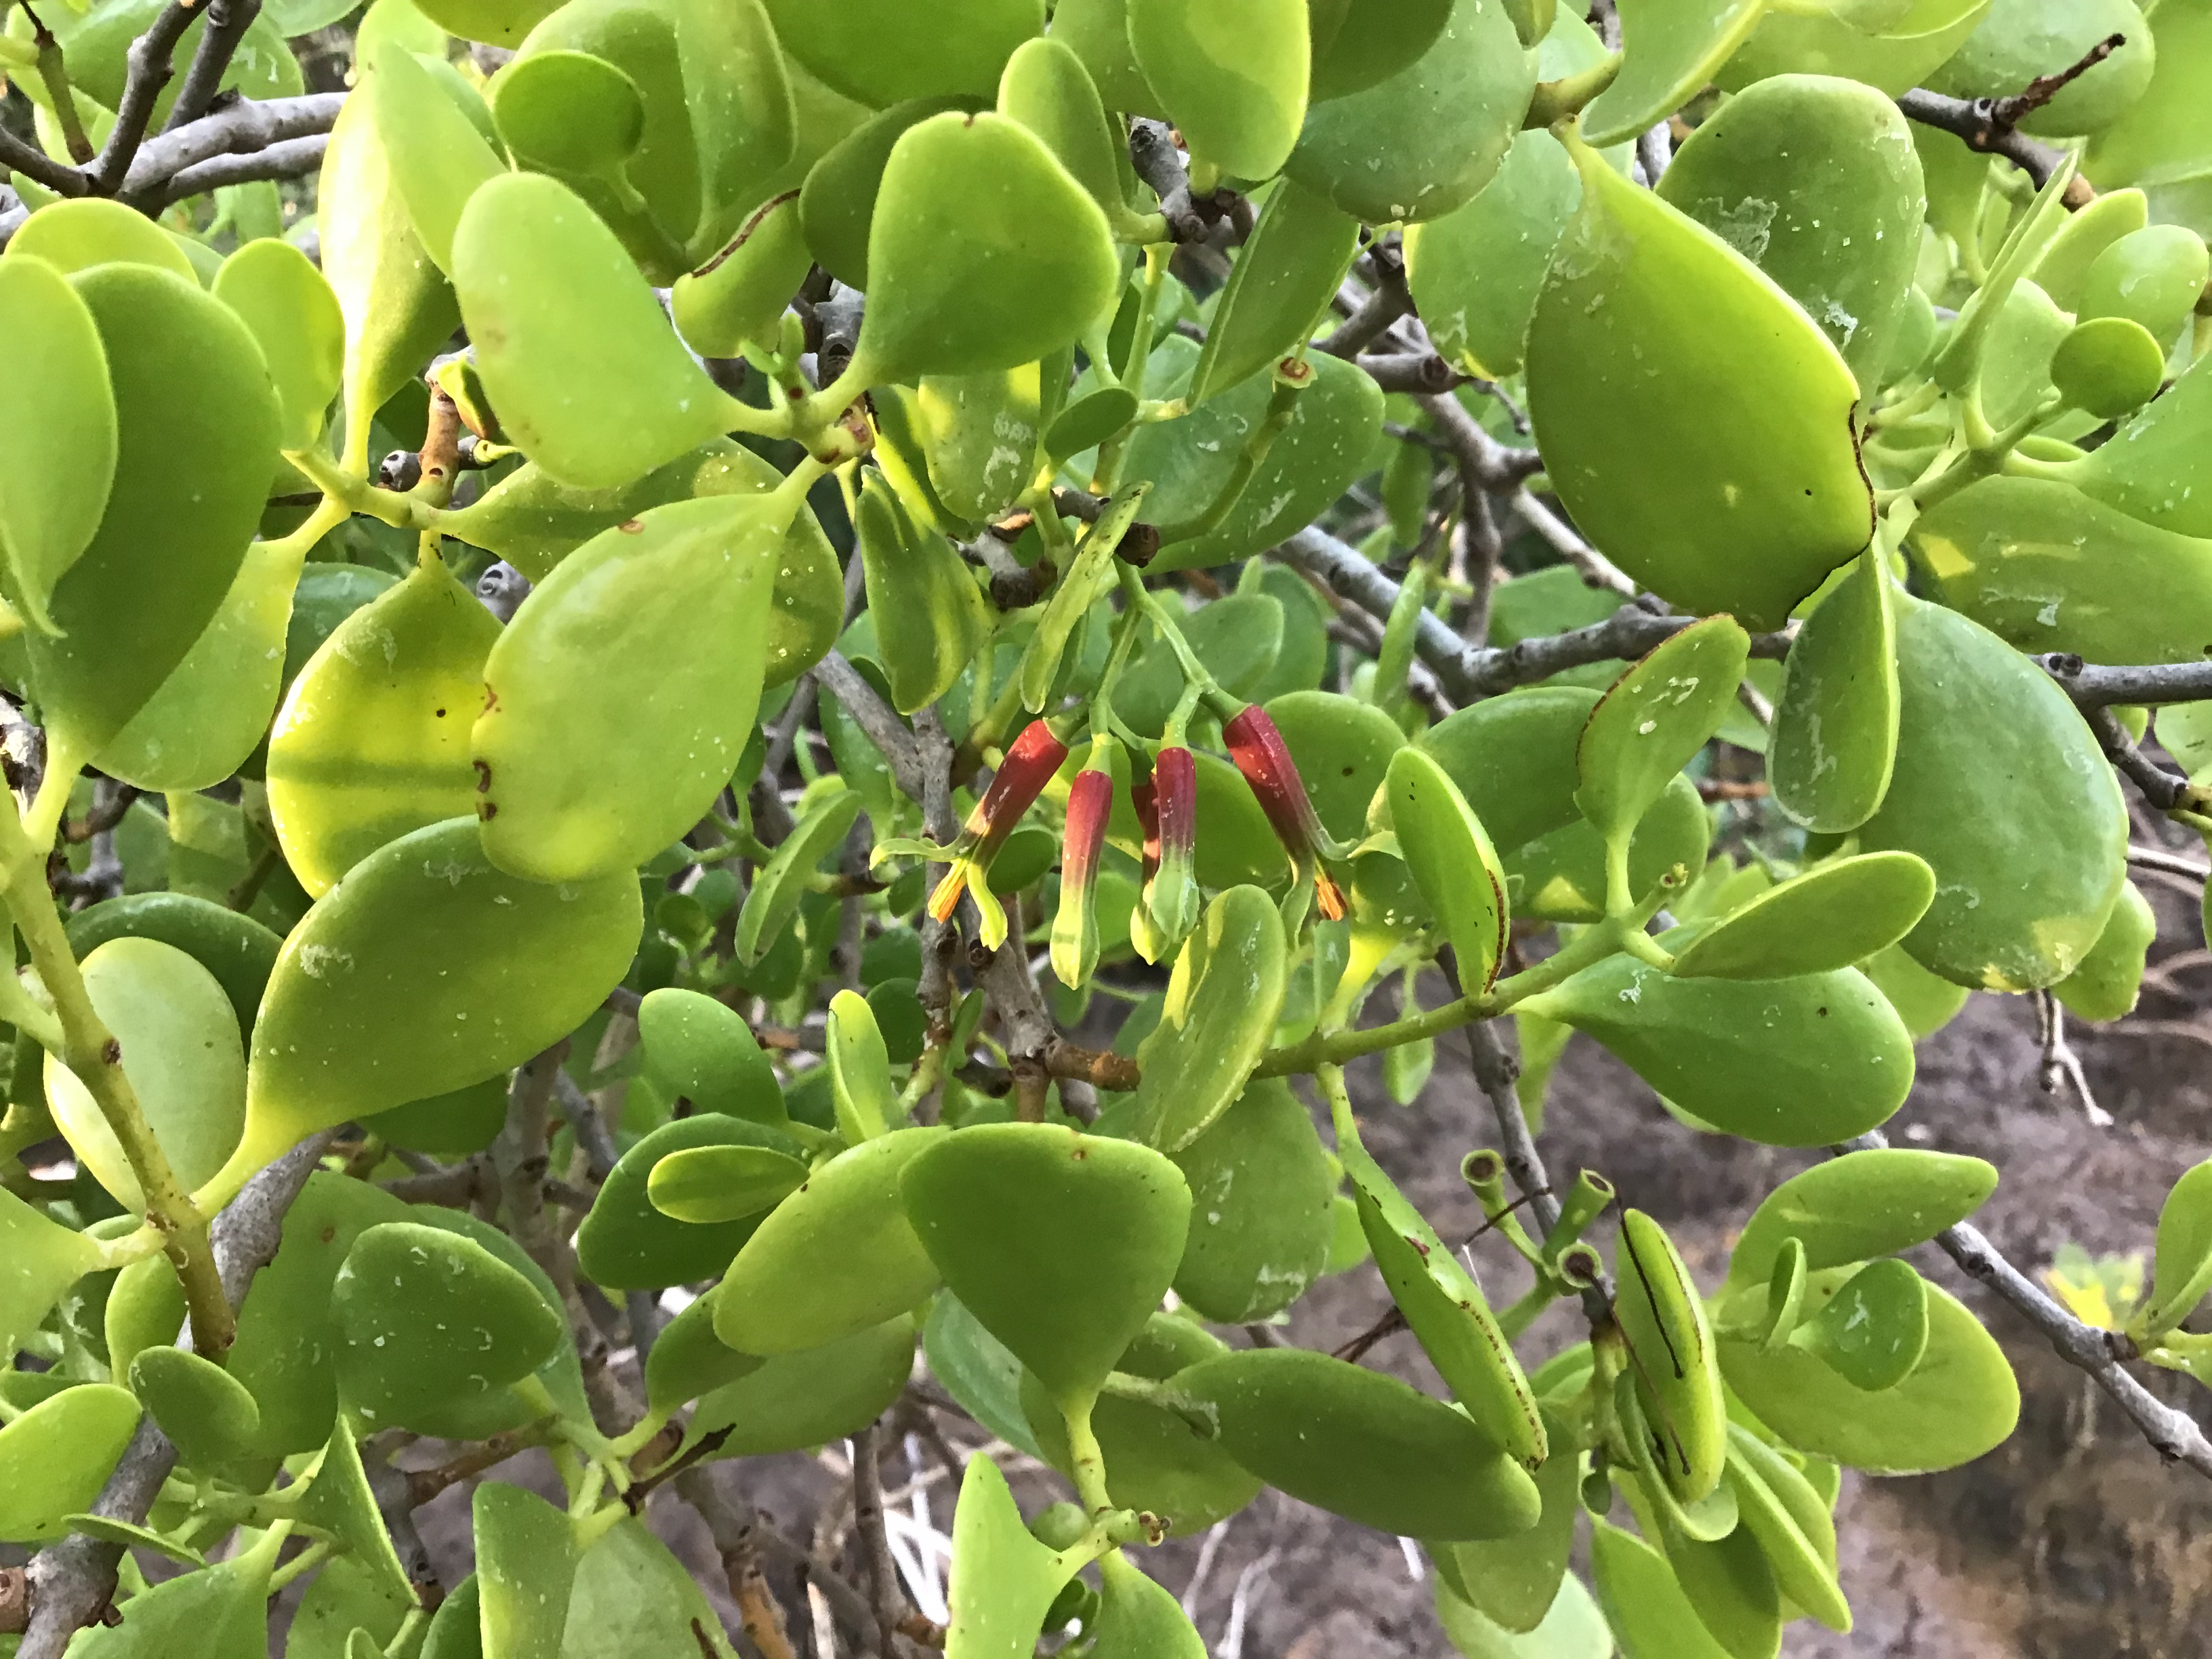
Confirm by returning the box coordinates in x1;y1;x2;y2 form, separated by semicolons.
4;827;232;1356
266;1535;333;1595
1525;54;1623;129
1059;1391;1115;1516
22;4;93;164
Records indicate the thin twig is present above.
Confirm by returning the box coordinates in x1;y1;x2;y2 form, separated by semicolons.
2034;989;2110;1127
87;0;203;195
2129;844;2210;882
161;0;263;134
1839;1128;2212;1480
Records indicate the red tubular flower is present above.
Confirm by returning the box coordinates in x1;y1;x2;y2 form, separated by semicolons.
928;720;1069;943
1149;745;1200;947
1051;763;1113;988
1222;704;1346;921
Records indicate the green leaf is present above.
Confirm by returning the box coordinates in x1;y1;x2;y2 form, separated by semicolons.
1020;1315;1263;1534
66;893;283;1040
1727;1149;1997;1292
332;1221;565;1429
1719;1275;2018;1473
473;1483;577;1659
1285;0;1533;224
219;818;640;1193
1130;886;1289;1151
1309;0;1456;98
1168;1076;1336;1324
318;54;462;461
642;1291;762;1414
292;1414;417;1609
71;1526;279;1658
1421;686;1599;856
1505;775;1712;924
1584;0;1765;148
1340;1128;1545;1467
924;1292;1046;1460
714;1126;946;1353
1590;1522;1730;1659
1788;1257;1928;1391
857;468;997;714
5;197;201;285
97;530;306;795
443;438;842;687
647;1144;809;1225
103;1255;187;1380
564;1517;739;1658
228;1172;413;1452
1911;476;2212;669
1176;1348;1542;1540
827;989;897;1143
1718;0;1992;101
1667;852;1935;981
1528;144;1872;630
0;255;115;634
1859;940;1972;1040
0;1382;142;1544
1089;1553;1206;1658
1194;184;1345;407
764;0;1041;107
43;938;243;1211
1657;1520;1780;1659
672;192;815;359
1858;594;2128;991
1431;1408;1580;1636
2053;878;2154;1023
683;1312;918;1456
451;171;733;489
2053;315;2167;417
414;0;561;46
2139;1158;2212;1338
1387;747;1508;991
1769;548;1899;834
736;787;864;966
945;1454;1086;1659
1434;1569;1612;1659
577;1114;803;1289
1575;615;1749;850
850;111;1118;383
491;49;644;176
368;42;508;281
1655;72;1924;397
2055;344;2212;539
1520;956;1913;1147
1126;0;1308;180
799;96;979;289
420;1574;483;1659
1125;345;1382;573
475;493;796;880
25;264;278;760
128;1344;261;1469
637;987;784;1122
1050;0;1163;115
918;364;1046;525
1404;130;1581;380
1615;1210;1726;1504
998;36;1137;237
902;1123;1189;1405
265;551;501;898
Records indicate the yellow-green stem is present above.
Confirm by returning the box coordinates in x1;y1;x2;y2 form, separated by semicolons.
5;844;232;1355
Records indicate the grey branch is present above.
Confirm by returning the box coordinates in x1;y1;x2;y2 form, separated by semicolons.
161;0;264;136
2129;844;2210;882
153;133;329;207
0;124;87;201
1357;350;1473;396
1895;87;2081;197
1414;390;1548;495
20;1131;337;1657
85;0;202;194
123;92;346;204
816;651;926;800
2039;653;2212;708
1276;526;1789;703
1839;1128;2212;1481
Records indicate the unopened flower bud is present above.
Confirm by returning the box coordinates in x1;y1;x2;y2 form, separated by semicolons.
1051;761;1113;988
928;720;1069;946
1221;704;1346;920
